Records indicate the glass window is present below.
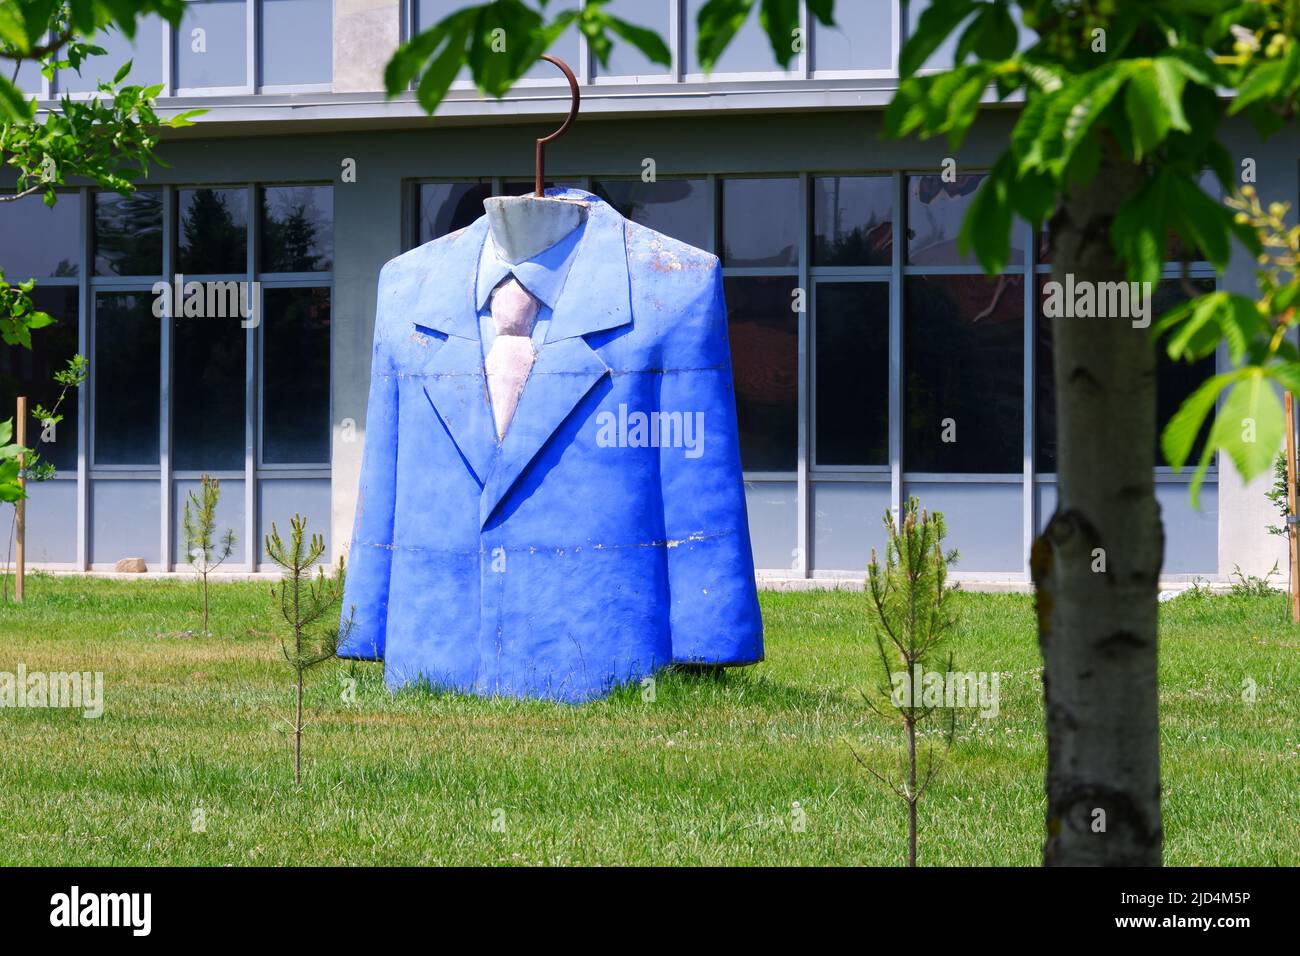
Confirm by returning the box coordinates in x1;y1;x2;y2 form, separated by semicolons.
418;181;491;243
813;0;892;72
0;193;81;278
815;282;890;467
263;287;330;464
907;174;1024;266
499;180;584;197
686;0;788;73
593;178;711;251
59;17;165;92
176;0;248;89
173;306;246;472
0;287;79;472
178;188;248;274
94;292;160;465
1035;278;1216;471
906;1;1035;71
522;17;579;81
15;57;43;95
725;276;798;471
905;274;1024;473
260;0;332;87
261;186;333;272
721;177;799;267
813;176;893;266
94;189;163;277
414;1;470;81
593;0;671;76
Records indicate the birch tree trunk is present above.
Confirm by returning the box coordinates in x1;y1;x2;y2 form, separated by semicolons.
1031;143;1164;866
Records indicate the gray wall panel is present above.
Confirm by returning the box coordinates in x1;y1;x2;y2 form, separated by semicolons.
19;480;78;564
258;477;331;567
904;480;1023;574
172;478;248;568
811;480;890;573
91;480;162;566
745;480;797;571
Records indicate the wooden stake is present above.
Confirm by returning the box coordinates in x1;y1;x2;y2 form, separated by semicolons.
1287;392;1299;623
15;396;25;604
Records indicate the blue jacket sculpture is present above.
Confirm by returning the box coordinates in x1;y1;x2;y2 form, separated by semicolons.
339;188;763;702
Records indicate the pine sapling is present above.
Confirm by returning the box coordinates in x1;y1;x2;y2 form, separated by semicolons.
265;514;352;786
181;474;235;636
849;497;960;867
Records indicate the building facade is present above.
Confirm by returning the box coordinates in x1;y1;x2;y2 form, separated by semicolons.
1;0;1292;583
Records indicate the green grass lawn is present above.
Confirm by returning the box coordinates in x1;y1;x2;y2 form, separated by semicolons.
0;573;1296;865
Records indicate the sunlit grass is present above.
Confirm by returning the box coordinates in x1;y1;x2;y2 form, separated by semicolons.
0;573;1295;865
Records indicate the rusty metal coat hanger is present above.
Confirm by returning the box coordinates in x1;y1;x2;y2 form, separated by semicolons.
534;54;579;197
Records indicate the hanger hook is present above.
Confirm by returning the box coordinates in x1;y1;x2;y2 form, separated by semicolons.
535;54;580;197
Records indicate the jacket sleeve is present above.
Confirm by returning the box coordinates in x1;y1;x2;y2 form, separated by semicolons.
338;267;399;660
658;259;764;665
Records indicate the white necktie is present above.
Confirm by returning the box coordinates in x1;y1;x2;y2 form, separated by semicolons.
485;277;539;441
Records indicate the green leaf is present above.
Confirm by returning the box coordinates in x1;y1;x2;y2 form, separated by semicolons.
1112;170;1171;287
600;13;672;67
757;0;801;69
0;75;35;122
113;58;133;84
900;0;978;78
695;0;752;74
1124;58;1188;159
1161;370;1234;507
1209;370;1284;493
958;154;1014;274
1168;172;1232;269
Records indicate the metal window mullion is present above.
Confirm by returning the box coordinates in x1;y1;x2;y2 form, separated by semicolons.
162;14;173;96
799;0;811;78
76;187;91;570
707;173;719;256
888;170;903;522
247;0;258;91
245;183;258;571
796;173;810;577
892;0;903;74
668;0;682;82
159;185;174;571
577;2;591;84
1022;218;1035;581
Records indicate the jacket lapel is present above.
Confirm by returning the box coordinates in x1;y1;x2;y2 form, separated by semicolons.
478;195;633;527
411;218;497;486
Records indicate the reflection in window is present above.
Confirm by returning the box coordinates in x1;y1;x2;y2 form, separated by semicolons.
261;186;333;272
173;309;246;471
721;177;799;267
178;188;248;274
263;287;331;464
813;0;893;71
686;0;786;73
908;174;1026;266
1035;279;1216;471
94;293;160;465
593;0;671;76
593;179;710;251
816;283;889;466
725;276;798;471
176;0;248;89
59;17;165;92
418;182;491;243
905;275;1024;473
261;0;333;86
813;176;893;266
0;193;81;278
94;190;163;277
500;180;584;197
0;288;79;472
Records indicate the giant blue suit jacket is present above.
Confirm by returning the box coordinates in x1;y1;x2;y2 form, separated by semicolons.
339;188;763;702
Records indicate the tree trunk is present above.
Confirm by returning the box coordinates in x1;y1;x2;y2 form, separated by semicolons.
294;673;303;787
1031;143;1164;866
906;714;917;867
